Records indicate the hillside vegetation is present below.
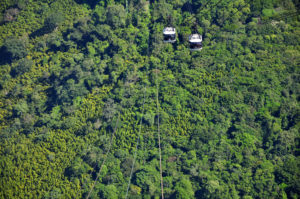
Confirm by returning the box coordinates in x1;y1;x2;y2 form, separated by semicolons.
0;0;299;198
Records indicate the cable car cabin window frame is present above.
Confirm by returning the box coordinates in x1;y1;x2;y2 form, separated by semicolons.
189;42;202;51
163;27;176;43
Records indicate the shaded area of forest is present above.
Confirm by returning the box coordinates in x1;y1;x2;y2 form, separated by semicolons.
0;0;299;198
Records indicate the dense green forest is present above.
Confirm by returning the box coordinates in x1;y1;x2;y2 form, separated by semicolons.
0;0;299;198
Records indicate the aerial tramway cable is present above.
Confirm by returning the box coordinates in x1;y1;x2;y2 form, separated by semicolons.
156;61;164;199
153;1;165;197
186;0;203;51
85;113;120;199
125;1;164;198
260;10;300;25
84;1;165;198
125;87;147;199
74;146;103;199
219;3;249;26
74;113;121;199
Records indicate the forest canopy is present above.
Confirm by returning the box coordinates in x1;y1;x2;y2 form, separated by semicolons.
0;0;299;198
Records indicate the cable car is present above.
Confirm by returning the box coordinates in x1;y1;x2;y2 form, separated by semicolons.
163;27;176;43
189;34;202;51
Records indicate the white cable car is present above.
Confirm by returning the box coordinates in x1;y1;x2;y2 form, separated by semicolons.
163;27;176;43
189;34;202;51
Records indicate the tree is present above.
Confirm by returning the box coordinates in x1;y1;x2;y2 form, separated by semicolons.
13;100;29;117
4;8;19;22
102;98;117;122
174;176;194;199
95;24;112;40
106;4;126;28
56;79;88;105
44;12;64;33
65;157;91;177
99;184;119;198
11;58;33;76
3;37;27;60
275;155;300;198
134;166;160;196
44;188;62;199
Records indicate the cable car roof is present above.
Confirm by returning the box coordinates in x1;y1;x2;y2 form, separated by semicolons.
163;27;176;35
189;34;202;43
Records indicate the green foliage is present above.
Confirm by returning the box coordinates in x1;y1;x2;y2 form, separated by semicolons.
11;58;33;76
106;4;126;28
44;12;65;33
99;184;119;198
262;8;275;17
0;0;299;198
174;177;194;199
3;37;27;60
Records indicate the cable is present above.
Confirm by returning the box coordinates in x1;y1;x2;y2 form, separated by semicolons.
220;3;249;26
213;0;225;10
156;64;164;199
261;10;300;24
200;0;211;9
199;0;225;10
125;1;165;197
187;0;193;15
187;0;227;32
150;1;164;198
74;105;122;199
74;145;101;199
221;1;300;26
154;37;164;198
152;2;164;197
85;113;120;199
124;86;147;199
124;2;154;195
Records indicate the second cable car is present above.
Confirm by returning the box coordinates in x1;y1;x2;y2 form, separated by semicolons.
189;34;202;51
163;27;176;43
